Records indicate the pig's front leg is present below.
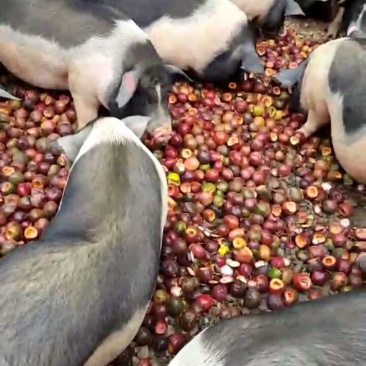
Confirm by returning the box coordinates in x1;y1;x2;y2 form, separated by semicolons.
68;59;100;131
327;7;345;39
296;108;330;139
71;93;99;131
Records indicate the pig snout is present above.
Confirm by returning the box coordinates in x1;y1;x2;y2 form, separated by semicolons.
149;122;173;144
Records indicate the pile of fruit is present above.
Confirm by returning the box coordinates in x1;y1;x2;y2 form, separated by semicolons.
0;29;364;366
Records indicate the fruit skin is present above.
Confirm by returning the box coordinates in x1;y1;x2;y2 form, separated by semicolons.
268;278;285;294
292;273;312;292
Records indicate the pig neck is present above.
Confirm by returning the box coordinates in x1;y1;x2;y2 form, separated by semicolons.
42;141;163;254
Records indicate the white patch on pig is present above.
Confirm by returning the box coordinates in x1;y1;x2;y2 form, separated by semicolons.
169;328;225;366
347;3;366;35
0;25;69;89
144;0;248;73
83;307;147;366
230;0;275;21
299;38;345;116
72;117;168;234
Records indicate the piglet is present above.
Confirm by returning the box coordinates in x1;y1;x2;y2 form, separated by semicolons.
0;115;167;366
169;289;365;366
276;35;366;185
0;0;191;141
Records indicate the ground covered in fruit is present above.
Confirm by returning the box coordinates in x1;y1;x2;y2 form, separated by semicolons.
0;19;365;366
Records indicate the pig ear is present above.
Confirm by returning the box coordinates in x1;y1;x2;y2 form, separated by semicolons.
285;0;305;16
0;88;21;101
122;115;151;139
164;64;193;82
115;69;141;109
49;122;94;162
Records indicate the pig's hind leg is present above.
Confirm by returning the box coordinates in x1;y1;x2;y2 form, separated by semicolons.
67;56;105;131
297;107;330;139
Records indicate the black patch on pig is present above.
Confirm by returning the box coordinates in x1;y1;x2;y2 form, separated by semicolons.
176;289;365;366
328;38;366;136
83;0;208;28
260;0;286;36
289;57;310;114
1;0;129;47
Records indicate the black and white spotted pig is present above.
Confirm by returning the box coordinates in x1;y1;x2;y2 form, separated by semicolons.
276;36;366;184
169;289;366;366
84;0;266;82
0;114;167;366
0;0;191;141
229;0;305;36
327;0;366;38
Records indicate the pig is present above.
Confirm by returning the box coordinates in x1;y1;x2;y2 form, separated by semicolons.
83;0;266;82
327;0;366;38
0;0;191;141
0;114;168;366
229;0;305;36
275;36;366;184
169;289;366;366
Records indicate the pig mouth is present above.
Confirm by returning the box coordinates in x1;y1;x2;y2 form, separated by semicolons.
151;125;173;145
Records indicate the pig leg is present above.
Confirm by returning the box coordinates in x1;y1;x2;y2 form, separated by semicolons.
297;108;329;139
327;7;345;39
70;93;99;132
67;58;102;131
